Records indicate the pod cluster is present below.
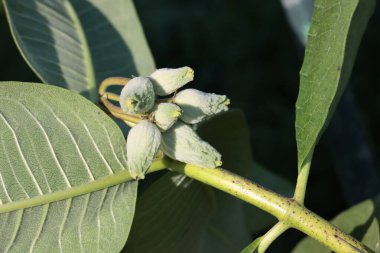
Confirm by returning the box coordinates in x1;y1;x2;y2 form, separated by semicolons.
121;67;230;179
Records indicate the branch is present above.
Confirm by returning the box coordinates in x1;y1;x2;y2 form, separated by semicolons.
168;160;368;253
258;222;289;253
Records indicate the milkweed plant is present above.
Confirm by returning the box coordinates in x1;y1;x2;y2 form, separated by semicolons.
0;0;378;253
99;67;229;179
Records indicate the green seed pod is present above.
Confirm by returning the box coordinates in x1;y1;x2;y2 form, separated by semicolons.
173;88;230;124
127;120;161;179
152;103;182;131
120;77;155;114
149;67;194;96
161;121;222;168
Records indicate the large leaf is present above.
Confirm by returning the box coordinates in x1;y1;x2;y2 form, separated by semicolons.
0;82;137;252
295;0;375;170
4;0;155;101
124;173;213;253
292;195;380;253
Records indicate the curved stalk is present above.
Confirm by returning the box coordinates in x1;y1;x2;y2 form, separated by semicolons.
100;97;142;124
168;160;368;253
102;92;120;102
258;222;289;253
98;76;130;96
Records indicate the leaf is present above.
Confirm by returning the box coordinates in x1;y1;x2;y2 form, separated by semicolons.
124;173;213;253
4;0;155;101
295;0;375;171
292;195;380;253
0;81;137;252
70;0;155;80
240;237;262;253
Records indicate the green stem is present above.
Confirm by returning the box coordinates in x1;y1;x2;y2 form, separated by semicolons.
294;162;311;203
98;77;130;96
258;222;289;253
0;158;169;213
168;160;367;253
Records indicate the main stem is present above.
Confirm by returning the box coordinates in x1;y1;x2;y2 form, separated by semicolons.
168;160;368;253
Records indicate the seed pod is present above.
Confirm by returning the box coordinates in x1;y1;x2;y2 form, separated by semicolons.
120;77;155;114
149;67;194;96
161;121;222;168
173;88;230;124
152;103;182;131
127;120;161;179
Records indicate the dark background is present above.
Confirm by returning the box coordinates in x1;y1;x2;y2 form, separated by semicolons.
1;1;380;251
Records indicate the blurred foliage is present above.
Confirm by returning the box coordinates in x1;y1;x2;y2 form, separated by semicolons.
135;0;301;182
134;0;352;217
134;0;380;251
1;0;380;252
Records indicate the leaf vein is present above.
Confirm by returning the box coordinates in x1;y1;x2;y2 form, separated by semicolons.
16;101;72;188
39;100;95;181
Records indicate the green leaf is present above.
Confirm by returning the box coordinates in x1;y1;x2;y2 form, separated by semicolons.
295;0;375;171
292;195;380;253
124;172;213;253
70;0;155;80
240;237;262;253
4;0;155;101
0;81;137;252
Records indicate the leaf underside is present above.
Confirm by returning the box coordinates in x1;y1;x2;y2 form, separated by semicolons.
295;0;375;171
0;82;137;253
4;0;155;101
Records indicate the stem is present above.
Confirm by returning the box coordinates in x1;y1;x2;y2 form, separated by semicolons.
98;77;130;96
258;222;289;253
168;160;368;253
103;92;120;102
0;158;169;213
100;97;141;124
294;162;311;203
